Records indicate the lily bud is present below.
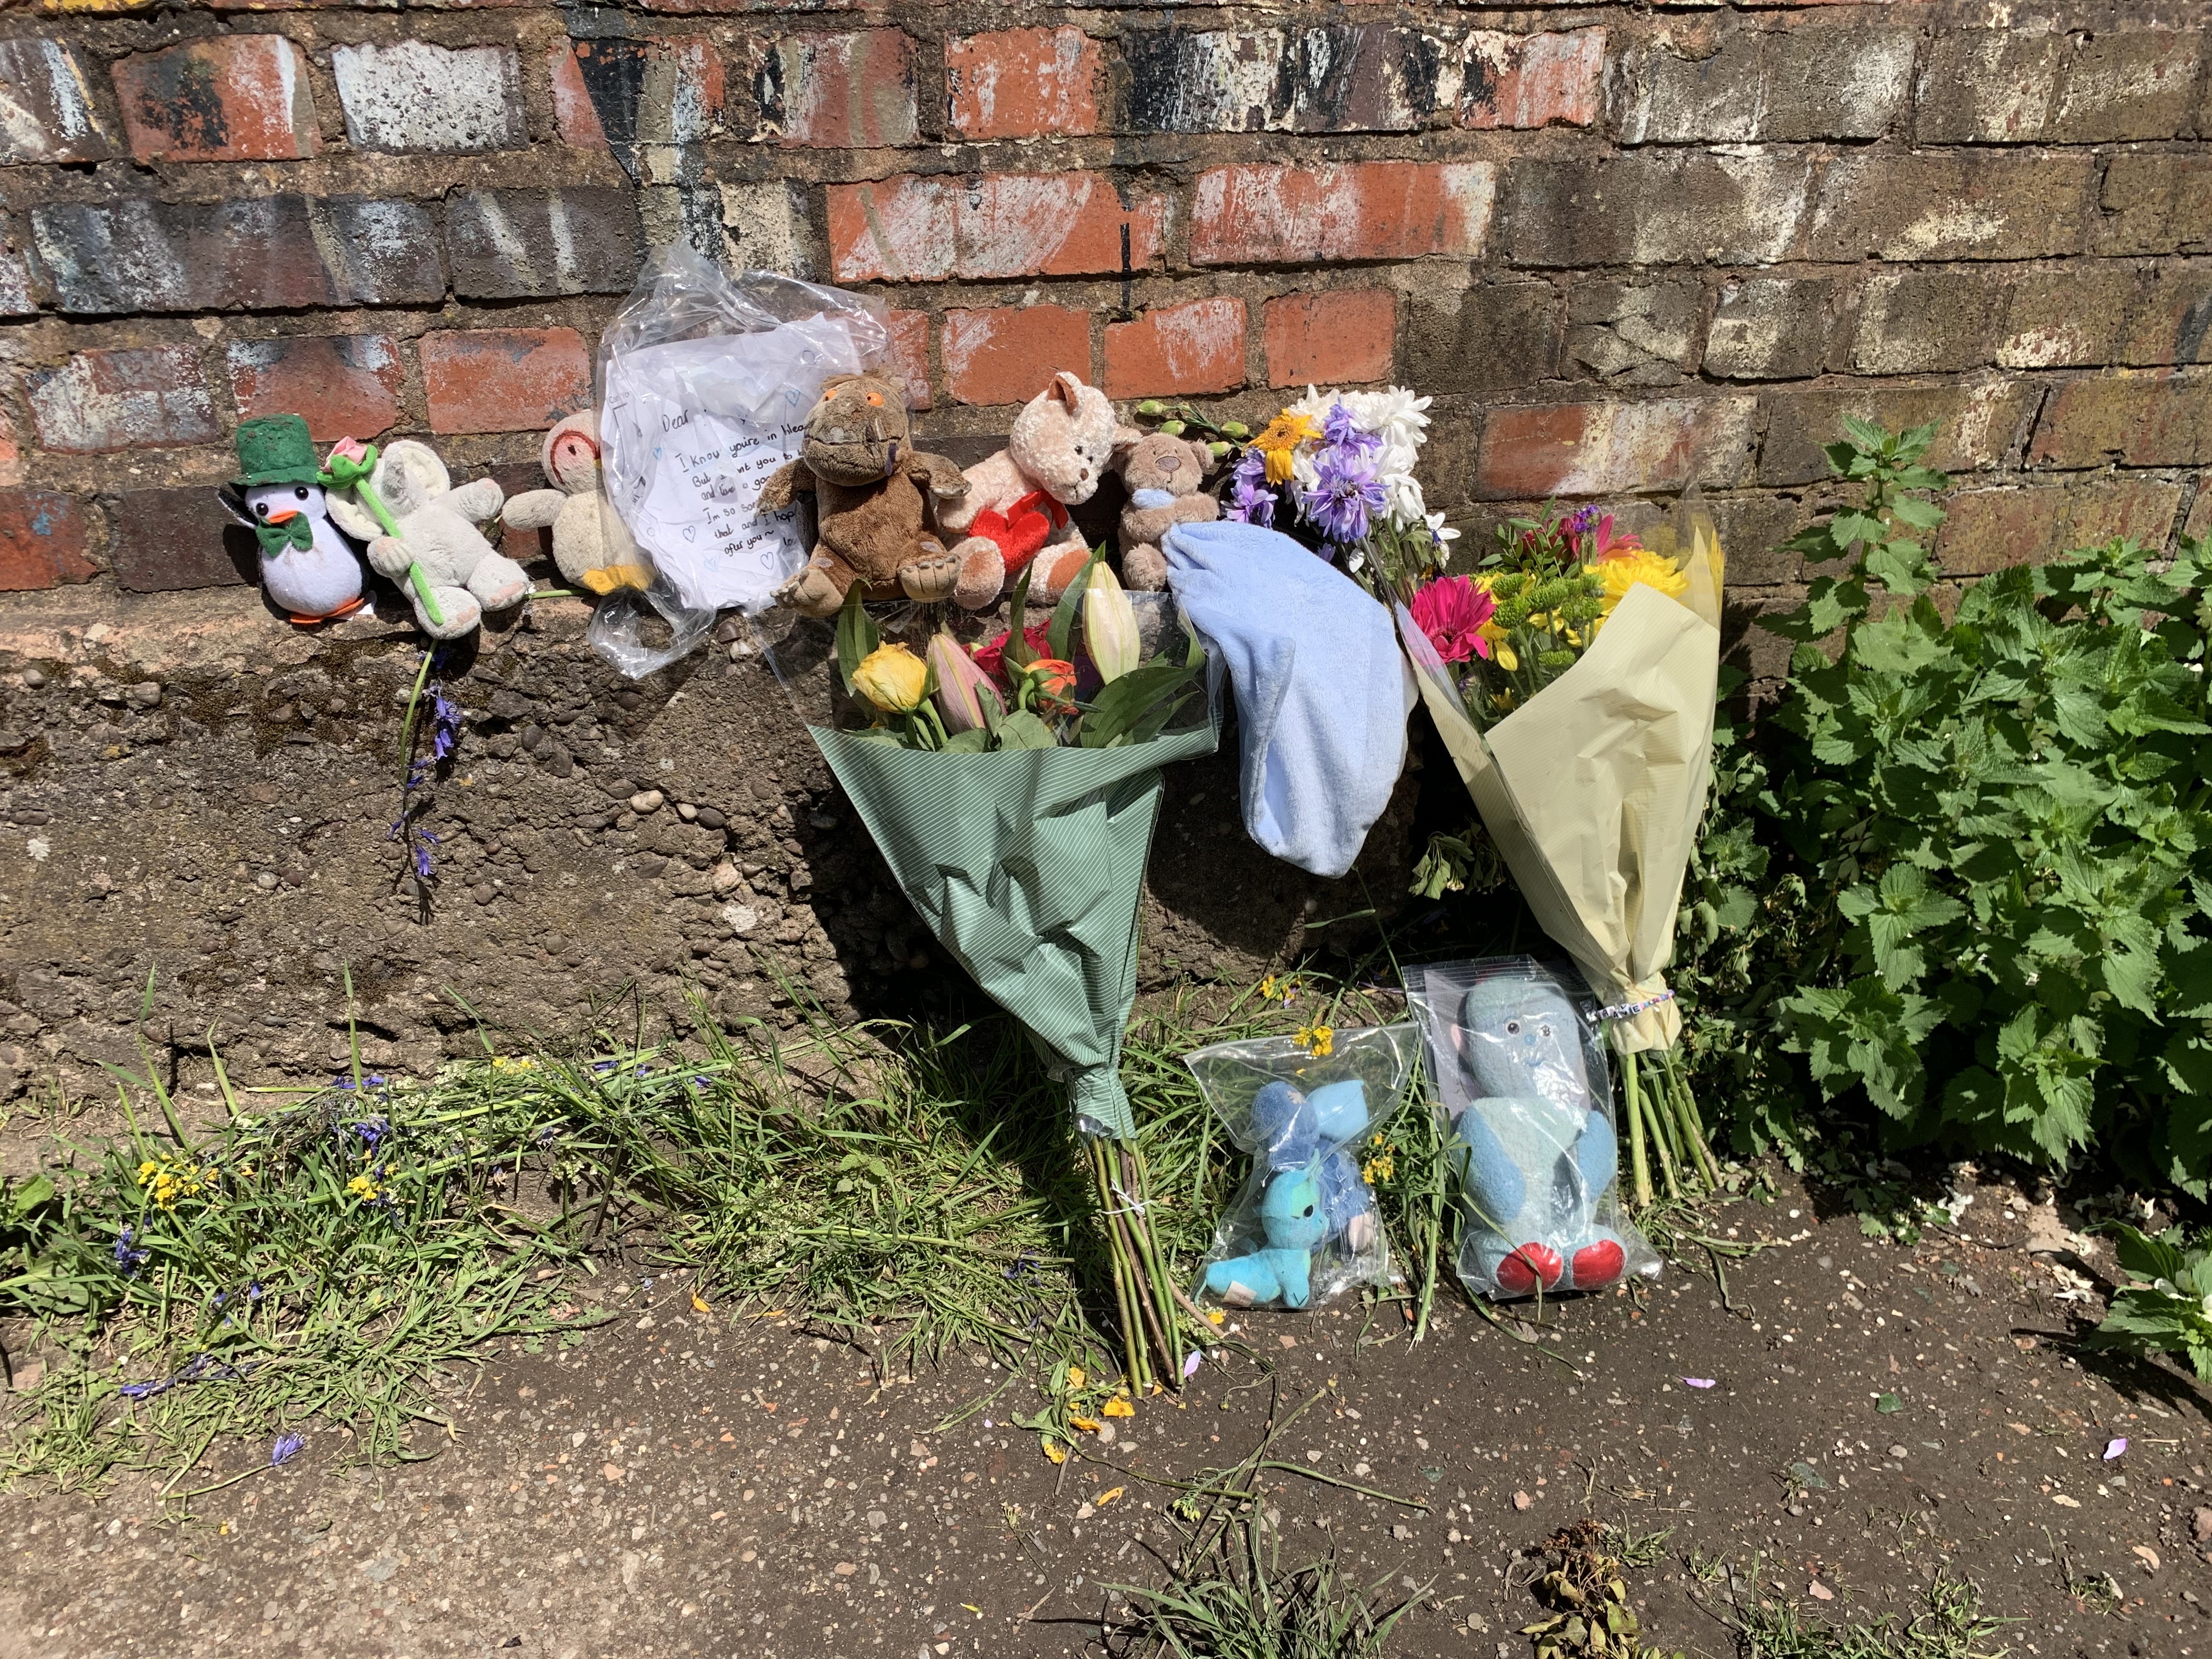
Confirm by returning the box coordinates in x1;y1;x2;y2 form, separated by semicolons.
1083;561;1141;684
927;632;1002;732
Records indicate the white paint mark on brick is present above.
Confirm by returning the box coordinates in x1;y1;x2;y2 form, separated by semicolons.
1548;397;1759;496
29;346;217;455
0;39;111;165
331;40;523;155
1629;149;1808;267
1997;323;2098;370
719;182;813;279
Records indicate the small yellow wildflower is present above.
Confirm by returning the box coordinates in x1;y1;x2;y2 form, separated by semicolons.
1295;1023;1335;1059
489;1054;537;1073
1259;975;1279;1001
691;1291;712;1314
1252;412;1319;485
1102;1397;1135;1419
346;1173;383;1203
1065;1364;1085;1391
1042;1438;1068;1465
137;1155;215;1211
1361;1133;1398;1184
1070;1414;1102;1434
1206;1309;1226;1325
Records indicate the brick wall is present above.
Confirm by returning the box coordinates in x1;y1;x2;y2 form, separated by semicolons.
2;3;2211;687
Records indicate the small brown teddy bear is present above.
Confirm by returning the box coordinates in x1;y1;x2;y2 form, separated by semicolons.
763;373;972;617
1111;428;1219;591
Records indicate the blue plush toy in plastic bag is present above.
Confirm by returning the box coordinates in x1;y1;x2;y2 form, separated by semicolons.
1183;1023;1419;1311
1408;957;1658;1301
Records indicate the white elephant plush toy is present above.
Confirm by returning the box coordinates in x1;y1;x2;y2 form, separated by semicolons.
324;440;528;640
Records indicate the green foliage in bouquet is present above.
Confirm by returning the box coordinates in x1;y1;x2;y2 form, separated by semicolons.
2083;1223;2212;1383
1690;417;2212;1190
832;556;1203;754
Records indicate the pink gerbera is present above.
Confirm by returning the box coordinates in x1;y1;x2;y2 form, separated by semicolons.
1409;575;1495;664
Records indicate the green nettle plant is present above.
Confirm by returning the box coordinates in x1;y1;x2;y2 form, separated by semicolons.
2084;1223;2212;1381
1711;418;2212;1190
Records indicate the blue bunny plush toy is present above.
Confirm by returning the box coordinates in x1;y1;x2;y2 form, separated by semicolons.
1201;1077;1376;1310
1447;974;1628;1297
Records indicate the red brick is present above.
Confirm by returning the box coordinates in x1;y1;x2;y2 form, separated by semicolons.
882;309;932;413
28;345;217;455
1263;290;1397;387
2030;374;2212;469
942;307;1090;407
1474;397;1757;500
828;173;1165;283
226;335;404;442
1460;29;1605;129
550;43;607;147
0;39;117;165
112;34;317;163
0;408;19;489
946;27;1101;140
420;329;592;436
1189;162;1494;267
761;30;916;148
1104;298;1246;399
0;492;97;594
2063;477;2185;548
1934;488;2060;575
2188;486;2212;545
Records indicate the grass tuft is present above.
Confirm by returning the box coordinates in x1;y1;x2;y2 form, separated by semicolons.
1107;1513;1427;1657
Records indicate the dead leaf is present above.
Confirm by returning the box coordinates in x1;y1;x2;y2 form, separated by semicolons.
2007;1423;2032;1436
2133;1544;2162;1572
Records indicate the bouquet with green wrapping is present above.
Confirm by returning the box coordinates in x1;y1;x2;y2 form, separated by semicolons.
755;555;1216;1389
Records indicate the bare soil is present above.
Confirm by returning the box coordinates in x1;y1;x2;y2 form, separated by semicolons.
3;1170;2206;1659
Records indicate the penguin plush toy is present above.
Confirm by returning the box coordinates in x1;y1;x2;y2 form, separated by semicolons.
221;414;367;626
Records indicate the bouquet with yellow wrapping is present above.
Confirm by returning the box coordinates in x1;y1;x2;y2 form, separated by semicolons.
1397;500;1728;1206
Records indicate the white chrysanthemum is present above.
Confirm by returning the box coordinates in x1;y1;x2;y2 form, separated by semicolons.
1286;385;1334;429
1383;470;1427;527
1339;387;1431;457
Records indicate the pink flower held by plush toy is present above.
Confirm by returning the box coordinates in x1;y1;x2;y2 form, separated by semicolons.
1410;575;1496;664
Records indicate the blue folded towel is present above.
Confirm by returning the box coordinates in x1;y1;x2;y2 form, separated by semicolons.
1163;519;1411;878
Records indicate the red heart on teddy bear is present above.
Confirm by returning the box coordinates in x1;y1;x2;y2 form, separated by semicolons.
969;489;1068;575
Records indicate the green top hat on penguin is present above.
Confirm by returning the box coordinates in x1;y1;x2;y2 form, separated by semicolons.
231;414;324;490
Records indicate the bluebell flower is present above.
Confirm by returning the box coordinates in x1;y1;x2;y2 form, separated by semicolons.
113;1226;150;1277
349;1115;392;1149
430;686;463;763
270;1431;305;1466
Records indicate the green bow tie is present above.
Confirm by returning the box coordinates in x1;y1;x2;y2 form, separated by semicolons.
256;516;315;555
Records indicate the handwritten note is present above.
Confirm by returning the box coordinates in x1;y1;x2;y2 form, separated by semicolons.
601;317;862;614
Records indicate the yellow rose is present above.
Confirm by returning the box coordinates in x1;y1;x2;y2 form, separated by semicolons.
1596;550;1689;614
853;643;928;713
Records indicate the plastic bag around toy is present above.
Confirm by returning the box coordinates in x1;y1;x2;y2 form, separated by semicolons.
1183;1022;1420;1312
1406;957;1657;1302
589;246;890;678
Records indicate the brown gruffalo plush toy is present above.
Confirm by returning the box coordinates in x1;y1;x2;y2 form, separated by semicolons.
764;373;972;617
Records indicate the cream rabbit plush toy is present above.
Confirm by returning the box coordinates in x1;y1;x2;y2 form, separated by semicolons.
324;439;528;640
501;412;651;597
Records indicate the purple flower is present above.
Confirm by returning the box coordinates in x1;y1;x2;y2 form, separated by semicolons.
348;1115;392;1149
1224;450;1276;527
1298;444;1386;548
1321;402;1378;454
1567;504;1600;538
270;1431;306;1467
113;1226;150;1277
430;687;463;762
